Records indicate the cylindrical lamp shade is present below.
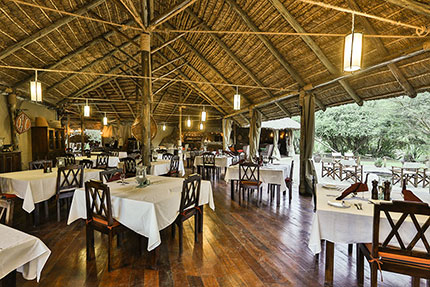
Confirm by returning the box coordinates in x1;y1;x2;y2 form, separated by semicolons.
187;118;191;127
30;81;42;102
201;110;207;122
234;93;240;110
103;116;108;126
84;105;90;117
199;123;203;130
343;32;363;72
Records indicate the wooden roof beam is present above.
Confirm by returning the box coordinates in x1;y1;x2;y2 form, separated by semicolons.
384;0;430;17
185;9;292;117
150;0;197;28
0;0;105;61
348;0;416;98
269;0;358;106
109;80;136;118
113;0;146;30
95;88;121;121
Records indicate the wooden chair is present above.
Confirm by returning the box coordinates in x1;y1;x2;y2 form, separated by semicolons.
96;153;110;169
109;150;119;157
85;180;126;271
162;153;173;160
29;160;53;170
422;168;430;188
201;152;220;181
0;198;14;225
99;168;123;183
339;159;363;183
392;163;422;187
56;165;83;222
171;174;202;254
120;157;136;178
261;144;274;163
162;155;180;177
79;159;93;169
357;201;430;287
284;160;294;203
83;149;91;157
238;162;263;205
64;153;76;166
321;158;335;179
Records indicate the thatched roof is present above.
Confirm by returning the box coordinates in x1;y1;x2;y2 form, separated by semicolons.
0;0;429;127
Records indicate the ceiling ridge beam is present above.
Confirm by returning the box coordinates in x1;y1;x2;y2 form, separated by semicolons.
384;0;430;17
348;0;416;98
150;0;197;28
0;0;105;61
185;8;292;117
270;0;361;106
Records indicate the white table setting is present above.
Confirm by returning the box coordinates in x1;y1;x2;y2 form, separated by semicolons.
68;175;214;251
194;155;233;173
224;163;291;206
150;159;185;176
309;183;430;284
0;224;51;283
0;168;101;213
75;155;120;168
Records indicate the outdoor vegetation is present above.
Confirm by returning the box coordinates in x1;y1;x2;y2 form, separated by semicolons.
312;92;430;162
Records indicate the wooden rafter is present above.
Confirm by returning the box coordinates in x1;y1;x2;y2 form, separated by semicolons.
348;0;417;98
95;88;121;121
384;0;430;17
114;0;145;29
150;0;197;28
109;80;136;118
0;0;105;61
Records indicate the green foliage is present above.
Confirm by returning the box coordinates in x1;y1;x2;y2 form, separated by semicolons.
315;92;430;160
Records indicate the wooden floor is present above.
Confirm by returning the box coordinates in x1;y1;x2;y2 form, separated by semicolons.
9;173;418;287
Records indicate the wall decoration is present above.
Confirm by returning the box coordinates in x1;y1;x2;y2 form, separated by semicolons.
14;112;31;134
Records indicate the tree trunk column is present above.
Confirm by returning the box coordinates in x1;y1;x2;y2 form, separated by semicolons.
141;32;152;167
299;91;315;196
6;93;18;150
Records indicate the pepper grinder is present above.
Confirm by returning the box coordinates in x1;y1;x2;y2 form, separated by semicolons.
371;180;378;200
383;181;391;201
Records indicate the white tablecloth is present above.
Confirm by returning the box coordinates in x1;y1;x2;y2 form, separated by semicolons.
194;156;233;170
75;155;120;168
224;164;290;192
67;175;214;251
0;224;51;282
308;184;430;254
0;168;101;213
150;160;185;176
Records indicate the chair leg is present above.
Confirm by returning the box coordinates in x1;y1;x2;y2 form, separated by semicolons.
356;245;364;286
198;206;204;233
178;222;183;254
348;244;353;255
289;184;292;204
370;262;378;287
171;223;176;239
194;214;198;243
412;277;420;287
108;231;113;272
56;199;61;222
44;201;49;221
86;224;95;261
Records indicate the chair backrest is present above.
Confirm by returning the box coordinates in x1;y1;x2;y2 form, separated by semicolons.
265;144;274;158
321;157;333;164
288;160;295;180
29;160;53;170
79;159;93;169
371;201;430;261
96;153;110;169
85;180;114;227
120;157;136;177
179;174;201;213
56;165;84;194
332;152;342;158
0;198;14;225
99;168;123;183
64;153;76;165
239;162;260;183
202;152;215;166
340;159;356;166
162;153;173;160
169;155;180;174
109;150;119;157
403;162;423;170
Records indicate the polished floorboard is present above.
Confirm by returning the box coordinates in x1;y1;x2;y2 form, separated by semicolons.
10;175;418;287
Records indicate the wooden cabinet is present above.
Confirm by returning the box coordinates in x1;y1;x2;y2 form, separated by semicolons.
31;127;65;161
0;151;21;173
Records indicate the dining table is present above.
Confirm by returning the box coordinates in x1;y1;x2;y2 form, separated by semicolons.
308;183;430;285
150;159;185;176
194;155;233;174
75;155;120;168
67;175;214;251
0;168;101;213
0;224;51;285
224;163;291;206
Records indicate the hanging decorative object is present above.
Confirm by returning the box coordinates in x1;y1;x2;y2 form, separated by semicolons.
343;14;363;72
14;112;31;134
199;122;203;130
201;107;207;122
187;116;191;128
103;113;108;125
30;70;42;102
84;99;90;117
234;86;240;110
131;116;157;142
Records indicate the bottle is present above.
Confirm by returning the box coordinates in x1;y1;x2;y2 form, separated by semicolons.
383;181;391;201
371;180;378;200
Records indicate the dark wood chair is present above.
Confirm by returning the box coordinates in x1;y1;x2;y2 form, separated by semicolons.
29;159;53;170
162;153;173;160
109;150;119;157
357;201;430;287
171;174;202;254
64;153;76;166
238;162;263;205
99;168;123;183
79;159;94;169
162;155;180;177
120;157;136;178
284;160;294;203
56;165;83;222
83;149;91;157
339;159;363;183
85;180;126;272
201;152;220;181
96;153;110;169
0;198;14;225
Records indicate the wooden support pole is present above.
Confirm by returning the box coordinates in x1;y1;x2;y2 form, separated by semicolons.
67;114;70;149
179;106;183;147
6;94;18;150
141;30;152;167
80;115;85;153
